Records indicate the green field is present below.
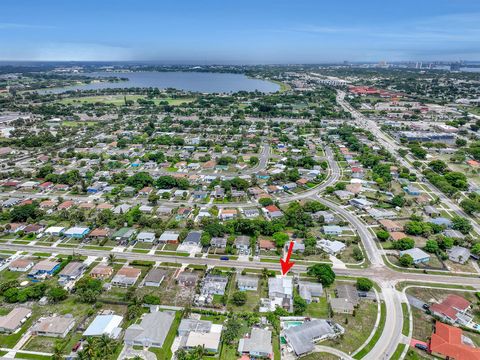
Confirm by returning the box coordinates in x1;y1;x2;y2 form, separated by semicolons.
58;95;195;106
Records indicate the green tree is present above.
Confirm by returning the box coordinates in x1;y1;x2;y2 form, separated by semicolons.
376;230;390;241
451;216;473;235
232;291;247;306
399;254;414;267
272;232;289;248
293;294;307;315
47;286;68;303
307;264;335;286
356;278;373;291
424;239;439;253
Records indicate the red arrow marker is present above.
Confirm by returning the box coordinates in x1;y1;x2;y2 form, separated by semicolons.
280;241;295;276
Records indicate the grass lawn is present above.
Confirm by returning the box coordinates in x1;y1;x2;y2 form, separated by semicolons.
299;353;339;360
219;343;238;360
323;300;379;356
200;314;226;325
273;334;281;360
402;303;410;336
352;301;386;359
305;296;330;318
0;269;24;282
14;353;52;360
390;343;407;360
22;336;57;353
227;289;260;312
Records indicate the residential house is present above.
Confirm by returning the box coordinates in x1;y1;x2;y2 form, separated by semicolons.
429;321;480;360
44;226;66;237
111;266;142;287
158;231;180;244
0;307;31;333
58;262;86;283
180;319;223;353
8;258;34;272
88;228;111;240
330;298;355;314
31;315;75;338
136;231;156;243
124;311;175;348
83;314;123;339
143;268;168;287
218;208;237;221
334;190;354;200
323;225;343;236
448;246;471;264
113;227;136;243
177;272;200;287
90;264;113;280
298;281;324;304
210;237;227;248
64;226;90;239
28;260;60;279
335;284;360;306
316;239;346;255
235;236;250;254
238;328;272;358
430;295;472;326
259;239;276;251
378;219;403;232
283;319;341;356
237;275;259;291
264;205;283;219
201;274;228;296
429;217;453;228
349;198;373;210
399;248;430;264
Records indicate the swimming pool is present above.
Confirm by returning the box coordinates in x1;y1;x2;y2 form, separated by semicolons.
283;320;303;329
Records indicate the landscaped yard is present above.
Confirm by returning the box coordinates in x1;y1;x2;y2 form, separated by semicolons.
305;296;330;318
323;300;379;355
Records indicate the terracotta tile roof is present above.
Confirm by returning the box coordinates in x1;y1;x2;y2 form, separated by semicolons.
430;321;480;360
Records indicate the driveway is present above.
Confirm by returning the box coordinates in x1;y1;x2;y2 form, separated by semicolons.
407;294;427;311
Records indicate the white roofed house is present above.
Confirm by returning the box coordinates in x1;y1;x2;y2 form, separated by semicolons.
267;276;294;312
136;231;156;243
178;318;224;352
238;328;273;358
44;226;66;237
316;239;346;255
83;314;123;339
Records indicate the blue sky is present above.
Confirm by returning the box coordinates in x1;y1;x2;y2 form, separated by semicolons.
1;0;480;63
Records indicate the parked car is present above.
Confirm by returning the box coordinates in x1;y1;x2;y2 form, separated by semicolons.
415;343;428;351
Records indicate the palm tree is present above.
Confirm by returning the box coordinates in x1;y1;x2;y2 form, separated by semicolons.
98;334;115;357
51;343;64;360
108;253;116;266
82;337;97;359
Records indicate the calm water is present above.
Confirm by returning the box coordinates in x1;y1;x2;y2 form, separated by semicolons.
37;71;280;94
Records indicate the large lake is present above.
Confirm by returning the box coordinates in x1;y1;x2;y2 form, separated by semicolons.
37;71;280;94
